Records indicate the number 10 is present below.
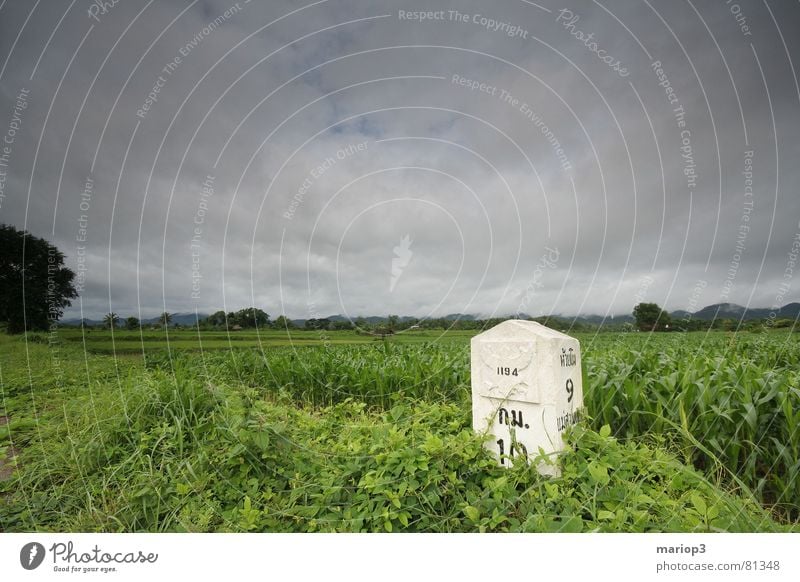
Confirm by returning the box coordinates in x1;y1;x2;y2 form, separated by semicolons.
496;438;528;465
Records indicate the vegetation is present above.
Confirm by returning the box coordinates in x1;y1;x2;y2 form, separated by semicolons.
56;307;797;335
583;332;800;521
1;328;798;532
0;224;77;334
633;302;671;331
103;312;120;330
201;308;270;330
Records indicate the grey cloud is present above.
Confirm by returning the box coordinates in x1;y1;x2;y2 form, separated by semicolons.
0;0;798;320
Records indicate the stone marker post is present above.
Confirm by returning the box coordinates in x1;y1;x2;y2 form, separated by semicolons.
471;320;583;475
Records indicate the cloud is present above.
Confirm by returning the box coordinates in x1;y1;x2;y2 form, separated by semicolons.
0;0;798;320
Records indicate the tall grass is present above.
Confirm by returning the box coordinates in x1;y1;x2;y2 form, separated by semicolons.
138;333;800;520
583;334;800;520
1;331;798;531
146;342;471;408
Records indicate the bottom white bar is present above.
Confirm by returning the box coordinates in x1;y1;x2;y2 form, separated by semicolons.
1;533;797;581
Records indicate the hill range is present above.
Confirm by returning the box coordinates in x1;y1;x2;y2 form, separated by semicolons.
61;302;800;328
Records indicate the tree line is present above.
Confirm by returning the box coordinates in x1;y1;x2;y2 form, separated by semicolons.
1;223;794;335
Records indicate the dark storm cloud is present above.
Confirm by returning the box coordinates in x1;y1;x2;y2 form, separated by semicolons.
0;0;798;320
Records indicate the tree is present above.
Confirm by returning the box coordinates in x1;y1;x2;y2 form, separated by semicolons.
0;224;78;333
305;318;330;331
387;314;400;331
372;326;394;338
633;302;671;331
206;310;227;328
160;312;172;327
273;315;293;329
126;316;140;330
103;312;120;329
233;307;269;329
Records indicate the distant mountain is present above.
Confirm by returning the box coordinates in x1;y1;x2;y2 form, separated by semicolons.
573;314;634;325
778;302;800;318
142;312;210;326
686;303;765;321
690;303;751;320
671;302;800;322
61;317;103;327
60;303;799;328
443;313;475;321
61;312;209;327
302;315;425;326
326;314;350;322
290;315;386;327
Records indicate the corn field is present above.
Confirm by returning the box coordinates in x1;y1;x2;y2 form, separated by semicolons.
1;330;798;531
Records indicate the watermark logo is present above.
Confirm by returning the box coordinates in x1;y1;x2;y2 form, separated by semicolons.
87;0;122;23
556;9;629;77
20;542;46;570
390;235;413;292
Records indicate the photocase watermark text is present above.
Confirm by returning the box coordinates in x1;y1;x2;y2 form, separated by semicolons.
87;0;122;23
726;0;752;37
284;141;369;220
0;88;30;211
397;10;529;39
451;75;572;172
556;9;629;77
191;174;215;300
74;176;94;293
651;60;697;192
49;541;157;565
136;2;245;119
720;149;754;301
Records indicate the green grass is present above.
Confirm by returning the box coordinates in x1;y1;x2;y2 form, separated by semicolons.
1;328;798;532
53;328;476;354
581;331;800;520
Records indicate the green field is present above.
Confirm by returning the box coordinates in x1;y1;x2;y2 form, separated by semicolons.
52;328;478;354
1;328;798;532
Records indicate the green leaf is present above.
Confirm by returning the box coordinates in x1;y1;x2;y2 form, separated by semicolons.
597;510;615;521
707;505;720;521
691;493;707;515
742;403;758;432
679;402;689;434
559;516;583;533
587;461;609;485
384;520;393;532
251;431;270;452
544;482;559;498
464;505;480;522
599;424;611;438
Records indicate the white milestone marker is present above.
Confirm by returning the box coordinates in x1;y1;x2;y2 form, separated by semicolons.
471;320;584;475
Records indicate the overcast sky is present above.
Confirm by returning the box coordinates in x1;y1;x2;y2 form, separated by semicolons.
1;0;798;321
